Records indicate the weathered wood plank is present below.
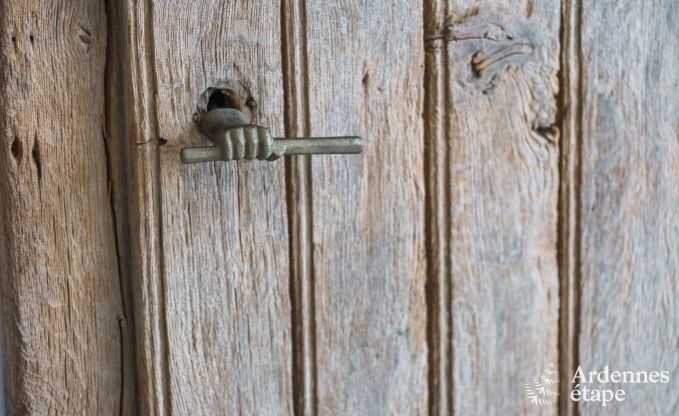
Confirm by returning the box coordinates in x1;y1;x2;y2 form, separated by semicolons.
104;0;168;414
0;1;132;414
577;1;679;414
150;1;293;414
305;2;428;414
426;1;561;414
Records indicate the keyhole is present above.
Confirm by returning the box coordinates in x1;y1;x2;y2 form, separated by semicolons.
195;81;256;126
207;89;239;112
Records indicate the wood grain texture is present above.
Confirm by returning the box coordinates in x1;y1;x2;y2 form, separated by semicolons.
105;0;168;414
305;2;428;414
426;1;561;414
576;1;679;414
0;1;133;414
151;1;293;414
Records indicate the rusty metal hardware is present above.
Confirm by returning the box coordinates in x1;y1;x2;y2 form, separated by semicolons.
180;108;363;164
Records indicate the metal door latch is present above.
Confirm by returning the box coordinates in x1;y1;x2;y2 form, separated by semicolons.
180;108;363;164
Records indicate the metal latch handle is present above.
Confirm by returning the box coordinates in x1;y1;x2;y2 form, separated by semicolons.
181;108;362;164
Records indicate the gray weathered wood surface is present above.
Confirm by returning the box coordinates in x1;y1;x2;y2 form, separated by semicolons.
575;1;679;415
106;0;294;414
127;1;294;414
305;1;428;414
426;1;561;414
1;0;678;415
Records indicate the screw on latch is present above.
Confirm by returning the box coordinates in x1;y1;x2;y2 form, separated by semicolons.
180;89;362;164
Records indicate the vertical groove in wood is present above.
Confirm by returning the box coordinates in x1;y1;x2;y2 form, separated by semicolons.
104;0;170;414
103;3;140;414
281;0;317;414
141;0;173;413
556;0;581;414
424;0;453;414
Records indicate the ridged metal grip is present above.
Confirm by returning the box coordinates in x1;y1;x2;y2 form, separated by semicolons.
181;108;363;164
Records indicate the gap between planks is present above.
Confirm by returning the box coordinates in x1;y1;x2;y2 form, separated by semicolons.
557;0;582;415
423;0;453;414
281;0;317;414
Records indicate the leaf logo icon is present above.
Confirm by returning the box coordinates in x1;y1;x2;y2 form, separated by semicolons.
525;363;559;406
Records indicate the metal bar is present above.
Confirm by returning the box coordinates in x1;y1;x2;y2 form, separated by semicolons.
277;137;363;155
180;146;221;164
181;136;363;164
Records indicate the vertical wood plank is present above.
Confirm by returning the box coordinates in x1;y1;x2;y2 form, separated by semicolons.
105;0;169;413
305;2;428;414
152;1;293;414
0;1;133;414
425;1;562;414
577;1;679;414
107;0;294;413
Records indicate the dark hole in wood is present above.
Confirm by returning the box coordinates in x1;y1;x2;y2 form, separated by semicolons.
11;137;22;160
471;52;482;78
32;143;41;180
207;89;238;112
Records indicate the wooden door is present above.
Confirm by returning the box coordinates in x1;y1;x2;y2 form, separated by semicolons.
1;1;677;415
